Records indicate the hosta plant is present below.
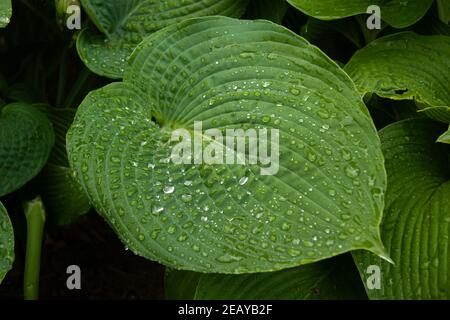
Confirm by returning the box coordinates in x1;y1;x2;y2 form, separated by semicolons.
0;0;448;300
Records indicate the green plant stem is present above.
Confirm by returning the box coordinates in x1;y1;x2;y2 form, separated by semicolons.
23;197;46;300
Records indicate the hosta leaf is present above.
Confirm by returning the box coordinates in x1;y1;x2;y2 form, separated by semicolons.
67;17;388;273
345;32;450;123
77;0;249;79
0;201;14;284
167;255;367;300
354;119;450;299
243;0;288;24
287;0;433;28
0;0;12;28
0;103;54;197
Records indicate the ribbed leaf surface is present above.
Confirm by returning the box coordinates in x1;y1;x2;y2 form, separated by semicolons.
354;119;450;299
68;17;388;273
0;103;54;197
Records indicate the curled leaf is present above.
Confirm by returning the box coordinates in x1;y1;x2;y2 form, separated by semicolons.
345;32;450;123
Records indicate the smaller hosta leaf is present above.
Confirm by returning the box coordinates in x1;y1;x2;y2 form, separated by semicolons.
77;0;250;79
287;0;433;28
0;201;14;284
0;0;12;28
68;17;388;273
354;119;450;299
0;103;54;197
166;255;367;300
345;32;450;123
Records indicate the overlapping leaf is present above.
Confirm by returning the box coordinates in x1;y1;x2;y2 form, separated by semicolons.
0;103;54;197
166;255;367;299
0;0;12;28
287;0;433;28
354;119;450;299
0;201;14;284
77;0;250;79
68;17;388;273
345;32;450;123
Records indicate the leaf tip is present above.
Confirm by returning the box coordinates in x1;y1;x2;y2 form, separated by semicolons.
369;243;394;265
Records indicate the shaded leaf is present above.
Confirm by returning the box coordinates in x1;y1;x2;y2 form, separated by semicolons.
0;103;54;197
301;17;364;49
165;269;201;300
243;0;288;24
36;107;91;226
354;119;450;299
166;254;367;300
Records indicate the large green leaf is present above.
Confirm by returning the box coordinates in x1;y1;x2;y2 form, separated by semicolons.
0;0;12;28
166;254;367;300
67;17;388;273
287;0;433;28
354;119;450;299
0;201;14;284
77;0;249;79
345;32;450;123
0;103;54;197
